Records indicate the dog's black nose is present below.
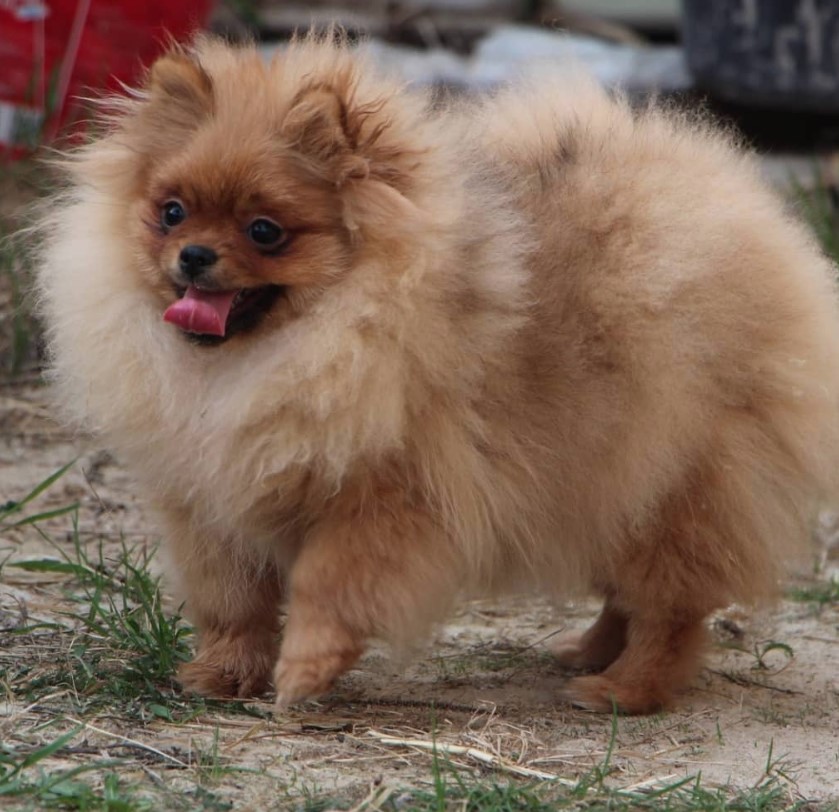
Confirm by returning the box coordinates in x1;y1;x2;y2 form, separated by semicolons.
179;245;218;279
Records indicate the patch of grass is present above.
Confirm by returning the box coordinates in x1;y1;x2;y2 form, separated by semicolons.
3;465;271;724
0;724;242;811
221;0;261;28
2;463;202;721
317;710;803;811
788;578;839;609
433;641;556;680
396;779;568;811
368;758;796;812
192;727;246;786
0;234;33;375
0;727;151;810
2;466;268;809
8;531;196;719
752;704;791;728
792;169;839;267
0;157;50;377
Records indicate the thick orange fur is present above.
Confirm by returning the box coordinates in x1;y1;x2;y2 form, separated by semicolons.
35;33;839;713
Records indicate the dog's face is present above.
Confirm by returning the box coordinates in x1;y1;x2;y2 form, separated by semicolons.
109;44;423;344
140;140;351;343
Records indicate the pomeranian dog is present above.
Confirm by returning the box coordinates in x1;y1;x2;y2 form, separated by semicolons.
35;32;839;714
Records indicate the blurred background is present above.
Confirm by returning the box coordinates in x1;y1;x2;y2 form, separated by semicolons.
4;0;839;371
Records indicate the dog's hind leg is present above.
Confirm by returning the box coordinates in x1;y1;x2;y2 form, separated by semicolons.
560;609;708;713
552;595;629;672
559;468;736;714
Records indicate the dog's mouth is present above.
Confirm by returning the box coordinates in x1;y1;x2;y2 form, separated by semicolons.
163;284;285;345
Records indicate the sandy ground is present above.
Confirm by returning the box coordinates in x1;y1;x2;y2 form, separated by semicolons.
2;381;839;808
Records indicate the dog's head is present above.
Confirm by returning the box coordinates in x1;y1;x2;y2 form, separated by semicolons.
83;35;432;344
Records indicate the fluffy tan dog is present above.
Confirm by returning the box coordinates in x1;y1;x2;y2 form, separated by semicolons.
36;33;839;714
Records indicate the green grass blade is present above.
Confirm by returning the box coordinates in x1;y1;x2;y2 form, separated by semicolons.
9;502;81;528
0;460;77;521
12;727;81;774
8;558;94;577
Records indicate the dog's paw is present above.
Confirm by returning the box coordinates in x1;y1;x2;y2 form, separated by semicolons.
560;674;667;715
273;648;361;709
551;636;596;672
178;635;276;699
178;660;269;699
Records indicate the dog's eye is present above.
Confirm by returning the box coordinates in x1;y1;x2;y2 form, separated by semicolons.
161;200;187;229
247;218;286;250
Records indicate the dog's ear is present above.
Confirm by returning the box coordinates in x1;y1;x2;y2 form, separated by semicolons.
284;86;351;162
283;82;409;188
144;52;214;135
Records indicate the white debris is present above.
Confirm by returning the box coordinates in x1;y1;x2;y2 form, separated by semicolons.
260;26;691;95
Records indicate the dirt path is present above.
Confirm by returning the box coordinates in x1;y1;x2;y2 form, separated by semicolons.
2;381;839;807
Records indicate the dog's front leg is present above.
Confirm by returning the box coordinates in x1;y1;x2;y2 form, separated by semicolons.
273;492;459;707
163;510;284;699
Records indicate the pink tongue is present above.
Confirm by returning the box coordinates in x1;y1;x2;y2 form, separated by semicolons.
163;287;238;337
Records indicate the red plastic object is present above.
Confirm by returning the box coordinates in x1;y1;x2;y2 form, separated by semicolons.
0;0;213;157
